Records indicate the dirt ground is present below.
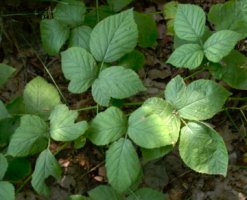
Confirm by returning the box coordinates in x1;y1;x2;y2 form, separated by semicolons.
0;0;247;199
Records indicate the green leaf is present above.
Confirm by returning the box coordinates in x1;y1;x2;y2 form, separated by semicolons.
127;188;166;200
0;154;8;180
69;26;92;51
31;149;61;196
0;117;19;148
134;12;158;47
163;1;178;19
0;100;10;120
6;96;25;115
92;66;145;106
87;107;127;145
50;104;88;141
167;44;204;69
208;1;247;37
128;97;180;149
40;19;70;56
0;64;16;87
204;30;241;62
118;50;145;71
106;138;141;192
221;50;247;90
174;4;206;41
165;75;231;120
88;185;122;200
90;9;138;63
69;195;91;200
84;5;114;28
23;76;61;119
179;122;228;176
141;145;173;163
7;115;49;157
4;157;31;182
53;0;86;27
107;0;133;12
0;181;15;200
61;47;98;93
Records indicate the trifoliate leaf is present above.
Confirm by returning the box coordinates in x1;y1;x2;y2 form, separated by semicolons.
53;0;86;27
134;12;158;47
167;44;204;69
179;122;228;176
127;188;166;200
23;76;61;119
40;19;70;56
92;66;145;106
69;26;92;50
174;4;206;41
0;64;16;87
87;107;127;145
0;154;8;180
31;149;61;196
61;47;98;93
50;104;88;141
107;0;133;12
106;138;141;192
88;185;122;200
0;100;10;120
90;9;138;62
7;115;49;157
128;97;180;149
0;181;15;200
165;75;231;120
204;30;241;62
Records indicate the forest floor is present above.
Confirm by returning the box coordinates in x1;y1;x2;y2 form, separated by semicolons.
0;0;247;199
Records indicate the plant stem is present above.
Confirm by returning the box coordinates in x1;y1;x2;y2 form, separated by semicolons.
76;105;98;112
184;68;204;80
54;142;69;156
16;175;32;194
225;110;240;132
228;97;247;101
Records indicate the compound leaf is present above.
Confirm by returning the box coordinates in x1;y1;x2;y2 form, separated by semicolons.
127;188;166;200
92;66;145;106
87;107;127;145
61;47;98;93
53;0;86;27
31;149;61;196
134;12;158;47
179;122;228;176
106;138;141;192
165;75;231;120
0;181;15;200
23;76;61;120
107;0;133;12
40;19;70;56
128;97;180;149
167;44;204;69
0;154;8;180
0;64;16;87
204;30;241;62
90;9;138;63
174;4;206;41
69;26;92;50
88;185;122;200
50;104;88;142
7;115;49;157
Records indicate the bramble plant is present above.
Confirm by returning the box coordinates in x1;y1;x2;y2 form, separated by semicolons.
0;0;246;199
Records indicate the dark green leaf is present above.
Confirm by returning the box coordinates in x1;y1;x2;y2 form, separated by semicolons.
127;188;166;200
107;0;133;12
69;26;92;50
88;185;122;200
0;64;16;87
0;154;8;180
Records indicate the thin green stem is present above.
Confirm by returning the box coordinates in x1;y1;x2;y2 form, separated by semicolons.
143;11;163;15
75;105;98;112
228;97;247;101
225;110;240;132
21;36;67;104
16;175;32;193
240;109;247;124
54;142;69;156
184;68;204;81
96;0;99;22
